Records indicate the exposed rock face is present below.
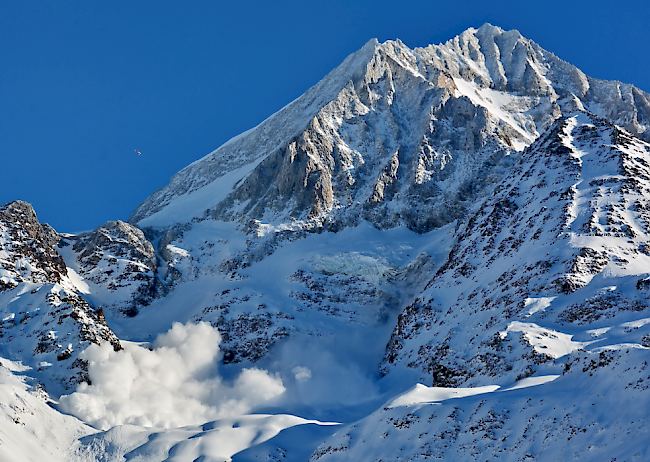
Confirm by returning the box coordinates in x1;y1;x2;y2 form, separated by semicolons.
381;112;650;385
189;242;410;364
129;24;650;234
0;201;67;289
64;220;159;316
73;221;155;273
0;201;121;395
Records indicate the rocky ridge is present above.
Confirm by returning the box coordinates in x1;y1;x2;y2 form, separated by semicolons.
130;24;650;234
0;202;121;395
61;220;160;317
381;111;650;384
0;201;67;290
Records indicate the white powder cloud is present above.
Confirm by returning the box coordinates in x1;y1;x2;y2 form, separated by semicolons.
292;366;312;383
59;322;285;430
274;335;381;408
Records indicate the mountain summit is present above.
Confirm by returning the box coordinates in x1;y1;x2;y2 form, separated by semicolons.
130;24;650;233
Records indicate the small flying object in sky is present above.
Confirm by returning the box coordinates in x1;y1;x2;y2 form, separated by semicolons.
135;150;142;155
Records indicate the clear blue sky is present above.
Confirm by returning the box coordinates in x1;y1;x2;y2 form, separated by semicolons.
2;0;648;232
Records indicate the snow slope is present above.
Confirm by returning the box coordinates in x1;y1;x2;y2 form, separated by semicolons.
313;348;650;461
0;358;93;462
383;112;650;382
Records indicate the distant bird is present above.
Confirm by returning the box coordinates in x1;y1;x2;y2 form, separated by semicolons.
135;150;142;156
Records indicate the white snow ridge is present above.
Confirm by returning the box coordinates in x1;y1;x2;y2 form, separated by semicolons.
3;24;650;461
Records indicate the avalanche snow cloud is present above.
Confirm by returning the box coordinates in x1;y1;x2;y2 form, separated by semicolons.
58;322;285;430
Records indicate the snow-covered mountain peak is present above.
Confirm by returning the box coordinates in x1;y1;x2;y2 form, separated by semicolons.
128;38;382;226
129;27;650;233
